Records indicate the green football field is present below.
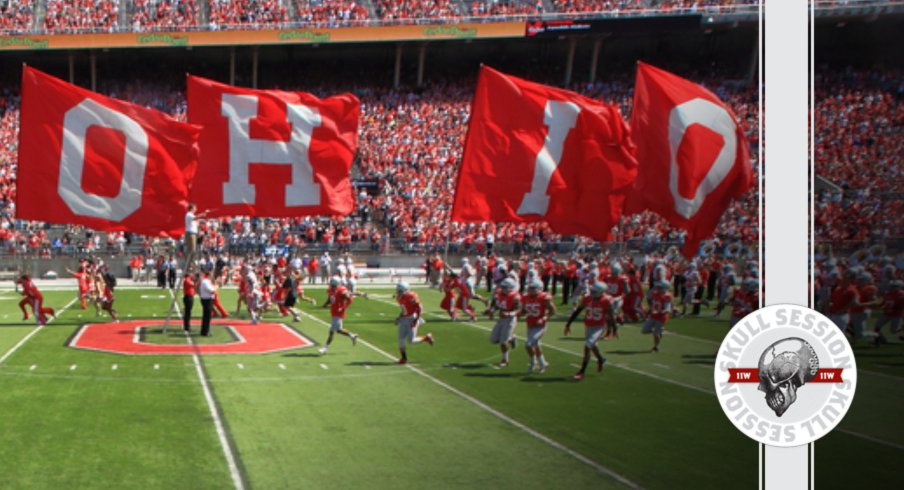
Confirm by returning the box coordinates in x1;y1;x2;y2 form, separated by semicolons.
0;285;900;489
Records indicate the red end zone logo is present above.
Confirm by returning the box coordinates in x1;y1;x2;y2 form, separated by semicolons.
67;320;316;355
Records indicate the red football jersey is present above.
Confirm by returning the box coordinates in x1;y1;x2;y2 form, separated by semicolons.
850;285;877;314
881;290;904;317
494;291;521;315
829;284;859;315
522;292;551;328
398;291;421;317
649;290;673;323
329;286;352;318
579;295;612;327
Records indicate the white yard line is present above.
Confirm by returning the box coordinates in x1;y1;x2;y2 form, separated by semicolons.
836;429;904;451
0;297;78;365
187;337;246;490
298;310;640;488
170;290;246;490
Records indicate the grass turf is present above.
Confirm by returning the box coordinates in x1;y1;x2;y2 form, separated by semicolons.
0;285;900;489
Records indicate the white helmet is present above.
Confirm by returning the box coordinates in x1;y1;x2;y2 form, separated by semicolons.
396;282;410;294
329;276;341;287
590;282;607;298
527;280;542;293
462;258;469;264
500;279;516;293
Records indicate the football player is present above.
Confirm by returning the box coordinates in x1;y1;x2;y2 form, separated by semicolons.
319;276;359;355
485;278;521;367
643;280;673;352
520;280;555;373
394;282;434;364
565;282;616;380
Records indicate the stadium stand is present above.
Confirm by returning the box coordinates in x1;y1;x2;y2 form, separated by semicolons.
129;0;201;31
207;0;290;29
293;0;370;26
814;69;904;246
0;0;35;34
43;0;121;33
373;0;461;21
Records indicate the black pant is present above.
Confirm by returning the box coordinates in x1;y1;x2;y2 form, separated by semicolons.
707;272;720;300
200;298;213;336
693;287;704;315
157;270;166;288
167;270;176;289
183;295;194;331
541;275;551;292
486;272;494;293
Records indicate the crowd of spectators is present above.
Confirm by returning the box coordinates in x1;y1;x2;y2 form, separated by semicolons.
467;0;543;17
0;1;34;34
373;0;460;21
814;69;904;246
207;0;289;30
293;0;370;26
43;0;121;33
2;0;773;35
130;0;199;31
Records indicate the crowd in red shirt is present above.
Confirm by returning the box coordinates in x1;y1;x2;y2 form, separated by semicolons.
294;0;369;26
814;69;904;246
207;0;289;30
129;0;200;31
43;0;120;34
0;1;34;34
0;0;767;34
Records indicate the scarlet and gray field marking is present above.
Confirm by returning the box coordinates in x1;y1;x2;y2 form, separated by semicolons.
0;297;78;365
297;310;639;488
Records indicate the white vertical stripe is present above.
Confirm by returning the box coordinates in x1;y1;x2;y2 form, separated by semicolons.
764;0;811;488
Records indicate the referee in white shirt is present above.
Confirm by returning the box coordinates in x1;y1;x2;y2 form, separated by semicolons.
199;270;216;337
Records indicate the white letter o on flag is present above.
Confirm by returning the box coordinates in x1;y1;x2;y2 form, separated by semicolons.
58;99;149;221
668;98;737;219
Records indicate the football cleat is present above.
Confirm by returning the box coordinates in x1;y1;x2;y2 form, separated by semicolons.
318;346;328;355
573;372;585;381
597;358;606;373
350;334;358;346
397;358;408;365
498;359;509;367
424;334;434;346
538;361;549;374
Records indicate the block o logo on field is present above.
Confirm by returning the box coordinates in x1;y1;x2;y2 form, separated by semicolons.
714;304;857;447
68;319;315;355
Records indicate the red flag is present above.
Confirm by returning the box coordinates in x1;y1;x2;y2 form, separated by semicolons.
187;76;359;218
16;66;200;237
626;62;753;257
451;66;637;242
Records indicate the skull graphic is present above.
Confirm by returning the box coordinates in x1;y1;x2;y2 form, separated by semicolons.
757;338;819;417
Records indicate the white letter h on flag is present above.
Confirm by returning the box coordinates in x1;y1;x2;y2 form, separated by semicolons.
221;94;322;206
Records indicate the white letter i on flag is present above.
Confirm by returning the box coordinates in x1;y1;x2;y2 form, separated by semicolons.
517;100;580;216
